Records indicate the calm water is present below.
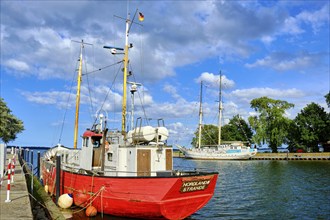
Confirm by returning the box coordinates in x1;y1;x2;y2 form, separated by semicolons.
24;149;330;219
179;159;330;220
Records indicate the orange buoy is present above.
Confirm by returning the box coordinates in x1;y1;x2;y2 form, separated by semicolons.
48;185;53;194
85;205;97;217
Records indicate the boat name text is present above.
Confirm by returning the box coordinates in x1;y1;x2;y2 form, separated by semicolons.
180;179;211;193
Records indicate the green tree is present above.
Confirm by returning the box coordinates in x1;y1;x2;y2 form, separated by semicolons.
325;92;330;108
248;97;294;152
0;98;24;143
191;115;253;147
222;115;253;142
293;102;330;152
191;124;218;147
286;120;301;152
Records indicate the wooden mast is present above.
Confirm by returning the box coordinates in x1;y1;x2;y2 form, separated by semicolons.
121;13;130;136
73;41;84;149
218;72;223;146
198;81;203;148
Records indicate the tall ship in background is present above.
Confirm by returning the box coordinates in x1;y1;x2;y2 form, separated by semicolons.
177;73;257;160
40;10;218;219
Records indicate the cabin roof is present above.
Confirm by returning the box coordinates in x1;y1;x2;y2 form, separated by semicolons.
83;130;103;138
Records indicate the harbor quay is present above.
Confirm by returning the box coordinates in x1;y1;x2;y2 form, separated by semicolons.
0;152;33;220
1;149;65;220
173;150;330;160
250;152;330;160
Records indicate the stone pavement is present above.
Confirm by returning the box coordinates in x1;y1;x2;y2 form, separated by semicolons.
0;153;33;220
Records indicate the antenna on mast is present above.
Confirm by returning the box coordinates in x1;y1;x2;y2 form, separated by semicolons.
127;81;142;130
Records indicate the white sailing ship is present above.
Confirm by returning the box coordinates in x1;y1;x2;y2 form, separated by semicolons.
177;72;257;160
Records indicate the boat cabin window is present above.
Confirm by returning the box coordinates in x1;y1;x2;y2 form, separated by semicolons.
107;152;113;161
83;138;88;147
92;137;102;148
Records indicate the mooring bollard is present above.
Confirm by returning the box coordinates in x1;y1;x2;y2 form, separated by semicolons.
21;148;24;161
5;159;12;203
31;150;34;167
56;155;61;204
37;151;40;179
26;149;30;163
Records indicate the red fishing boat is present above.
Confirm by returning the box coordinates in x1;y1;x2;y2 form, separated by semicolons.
41;9;218;219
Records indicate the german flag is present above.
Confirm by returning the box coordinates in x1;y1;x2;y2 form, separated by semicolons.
138;12;144;22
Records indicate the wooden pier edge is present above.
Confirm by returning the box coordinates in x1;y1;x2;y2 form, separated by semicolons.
250;152;330;160
20;157;66;220
173;150;330;160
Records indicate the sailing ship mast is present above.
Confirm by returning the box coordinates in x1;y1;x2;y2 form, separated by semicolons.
73;41;84;149
197;81;203;148
218;72;223;146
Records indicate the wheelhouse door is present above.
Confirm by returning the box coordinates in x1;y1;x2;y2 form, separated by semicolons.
137;149;151;176
166;149;172;170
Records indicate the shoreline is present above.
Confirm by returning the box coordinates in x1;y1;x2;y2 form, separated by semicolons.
173;151;330;160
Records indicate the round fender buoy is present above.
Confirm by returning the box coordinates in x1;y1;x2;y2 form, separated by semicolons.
85;205;97;217
74;192;89;207
48;185;53;194
44;185;49;193
58;193;73;209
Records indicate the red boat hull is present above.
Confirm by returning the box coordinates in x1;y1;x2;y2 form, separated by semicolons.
42;163;218;219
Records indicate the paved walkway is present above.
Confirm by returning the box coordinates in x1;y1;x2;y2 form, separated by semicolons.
0;153;33;220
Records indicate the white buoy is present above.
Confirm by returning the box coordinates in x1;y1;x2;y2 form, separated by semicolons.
44;185;49;193
58;193;73;209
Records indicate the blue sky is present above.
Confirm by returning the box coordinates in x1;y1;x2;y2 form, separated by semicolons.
1;0;329;148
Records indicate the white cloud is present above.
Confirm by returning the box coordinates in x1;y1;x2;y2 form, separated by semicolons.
281;16;305;35
4;59;29;72
280;4;329;36
163;84;178;99
1;25;9;41
167;121;195;146
245;51;324;72
261;35;275;45
195;72;235;89
297;5;329;34
20;84;125;112
231;87;305;100
21;91;72;108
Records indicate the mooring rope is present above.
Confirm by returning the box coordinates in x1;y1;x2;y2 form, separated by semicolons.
50;167;56;196
71;185;106;214
101;186;104;218
28;192;48;209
